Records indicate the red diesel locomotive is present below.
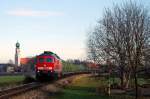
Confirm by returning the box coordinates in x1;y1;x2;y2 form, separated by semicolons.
35;51;62;80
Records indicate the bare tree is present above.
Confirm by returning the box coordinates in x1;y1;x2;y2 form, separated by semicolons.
87;1;150;98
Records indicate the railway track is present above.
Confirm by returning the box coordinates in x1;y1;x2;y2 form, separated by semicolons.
0;82;43;99
0;71;90;99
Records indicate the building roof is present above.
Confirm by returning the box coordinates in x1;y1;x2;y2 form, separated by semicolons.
20;58;32;65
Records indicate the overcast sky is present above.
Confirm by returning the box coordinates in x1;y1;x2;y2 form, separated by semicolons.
0;0;149;63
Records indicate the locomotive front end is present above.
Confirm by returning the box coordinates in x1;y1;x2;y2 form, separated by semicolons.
35;55;55;80
35;51;62;80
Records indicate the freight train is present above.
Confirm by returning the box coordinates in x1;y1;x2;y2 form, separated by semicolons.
35;51;62;80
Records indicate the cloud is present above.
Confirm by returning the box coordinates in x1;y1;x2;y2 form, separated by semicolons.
6;9;65;17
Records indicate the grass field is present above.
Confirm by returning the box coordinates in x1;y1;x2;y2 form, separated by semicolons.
0;75;25;86
54;74;150;99
51;76;149;99
62;61;86;72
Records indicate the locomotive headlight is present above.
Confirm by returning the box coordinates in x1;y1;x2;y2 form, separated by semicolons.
38;67;44;70
48;67;52;70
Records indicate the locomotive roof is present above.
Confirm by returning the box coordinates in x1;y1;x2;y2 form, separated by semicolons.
38;51;60;59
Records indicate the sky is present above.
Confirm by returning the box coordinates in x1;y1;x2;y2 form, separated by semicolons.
0;0;149;63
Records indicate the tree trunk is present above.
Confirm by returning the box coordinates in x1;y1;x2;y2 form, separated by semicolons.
120;70;131;89
134;71;138;99
125;71;131;89
120;70;124;88
120;70;126;89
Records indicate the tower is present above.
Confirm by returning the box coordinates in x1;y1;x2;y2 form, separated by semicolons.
15;41;20;66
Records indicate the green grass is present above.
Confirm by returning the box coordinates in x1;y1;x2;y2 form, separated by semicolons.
100;74;149;87
59;88;108;99
127;78;150;87
70;76;107;88
53;75;134;99
0;75;25;86
49;75;150;99
62;61;86;72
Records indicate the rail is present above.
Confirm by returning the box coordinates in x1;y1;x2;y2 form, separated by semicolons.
0;71;91;98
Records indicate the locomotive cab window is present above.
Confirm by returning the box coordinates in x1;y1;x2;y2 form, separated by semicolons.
46;58;53;62
39;58;44;63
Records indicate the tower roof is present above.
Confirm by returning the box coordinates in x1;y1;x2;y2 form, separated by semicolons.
16;41;20;48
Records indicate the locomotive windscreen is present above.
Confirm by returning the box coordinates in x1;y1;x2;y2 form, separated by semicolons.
46;58;53;62
38;57;53;63
39;58;44;63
